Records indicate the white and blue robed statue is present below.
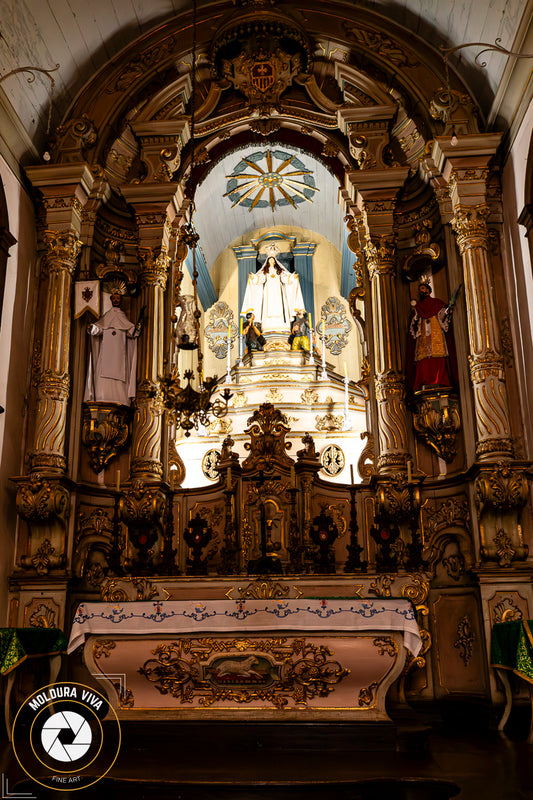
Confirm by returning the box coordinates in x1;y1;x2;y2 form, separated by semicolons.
84;282;143;406
241;244;305;334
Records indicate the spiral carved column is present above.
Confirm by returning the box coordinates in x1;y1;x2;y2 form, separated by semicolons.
130;247;170;480
366;236;410;473
451;205;513;460
31;231;82;473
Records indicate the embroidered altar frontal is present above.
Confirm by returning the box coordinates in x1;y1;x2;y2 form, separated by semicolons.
70;599;420;721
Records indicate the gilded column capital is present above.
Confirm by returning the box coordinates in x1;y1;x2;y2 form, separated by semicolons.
365;235;397;279
451;204;490;253
137;247;170;289
43;230;82;274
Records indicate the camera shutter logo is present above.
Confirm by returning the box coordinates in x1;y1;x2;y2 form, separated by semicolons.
40;710;92;762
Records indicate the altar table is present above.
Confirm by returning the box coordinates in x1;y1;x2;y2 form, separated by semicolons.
69;599;421;721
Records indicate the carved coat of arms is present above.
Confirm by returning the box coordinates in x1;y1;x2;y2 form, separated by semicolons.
205;301;238;359
320;297;351;356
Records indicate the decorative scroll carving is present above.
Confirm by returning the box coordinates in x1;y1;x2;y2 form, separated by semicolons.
16;475;68;525
169;440;186;487
100;576;159;602
401;575;429;608
315;413;343;431
301;387;319;405
412;390;461;463
242;403;292;472
491;597;523;624
29;539;62;576
454;615;474;666
232;392;249;408
81;403;130;472
343;23;419;67
93;639;117;659
16;475;69;574
475;462;528;565
369;575;394;598
422;498;472;578
139;637;349;708
358;681;379;707
357;431;375;480
74;507;114;580
28;603;57;628
425;498;471;537
237;580;291;600
107;35;180;93
442;552;466;582
52;115;97;162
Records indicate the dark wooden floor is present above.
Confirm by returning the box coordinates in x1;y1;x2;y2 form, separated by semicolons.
2;706;533;799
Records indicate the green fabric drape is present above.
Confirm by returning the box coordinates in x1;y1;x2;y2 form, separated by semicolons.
491;621;533;684
0;628;67;675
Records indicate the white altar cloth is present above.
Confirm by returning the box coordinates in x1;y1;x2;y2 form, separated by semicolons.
68;598;422;656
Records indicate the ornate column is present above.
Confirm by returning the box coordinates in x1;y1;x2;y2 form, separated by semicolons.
31;231;82;473
122;120;189;483
13;165;93;592
347;170;410;474
25;164;95;473
432;137;513;461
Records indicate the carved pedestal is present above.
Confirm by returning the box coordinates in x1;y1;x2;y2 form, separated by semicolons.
412;389;461;463
81;402;130;472
474;462;528;566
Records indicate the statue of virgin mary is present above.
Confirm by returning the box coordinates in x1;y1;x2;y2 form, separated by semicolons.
241;245;305;334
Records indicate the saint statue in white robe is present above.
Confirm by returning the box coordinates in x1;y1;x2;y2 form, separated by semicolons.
241;253;305;334
84;291;141;406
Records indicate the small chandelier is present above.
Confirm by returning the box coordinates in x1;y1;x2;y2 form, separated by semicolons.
159;0;232;437
161;370;232;437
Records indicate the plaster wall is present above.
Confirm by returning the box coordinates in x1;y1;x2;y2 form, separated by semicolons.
0;156;37;624
502;97;533;457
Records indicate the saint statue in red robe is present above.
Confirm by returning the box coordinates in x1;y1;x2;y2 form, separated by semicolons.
406;282;458;394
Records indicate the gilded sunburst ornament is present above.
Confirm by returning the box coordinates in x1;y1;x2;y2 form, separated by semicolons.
225;149;318;211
